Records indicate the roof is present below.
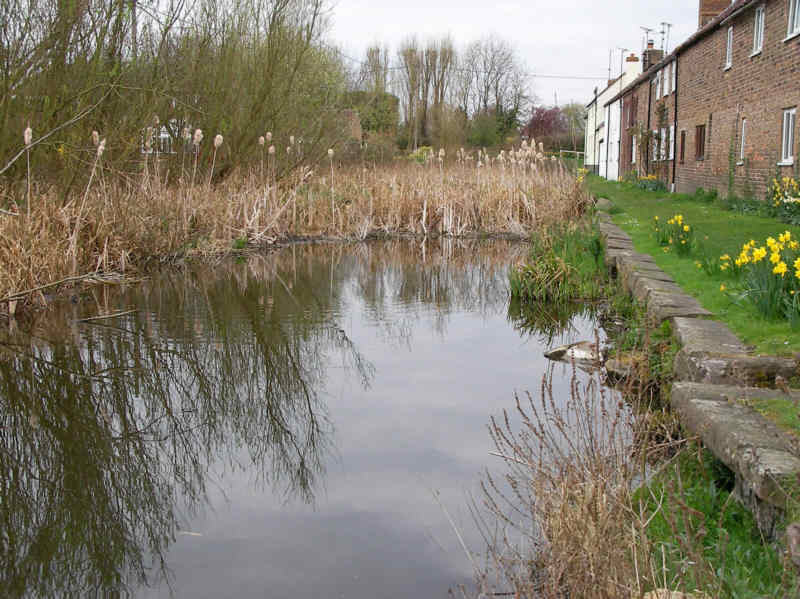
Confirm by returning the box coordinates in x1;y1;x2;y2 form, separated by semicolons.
586;74;622;108
603;0;757;107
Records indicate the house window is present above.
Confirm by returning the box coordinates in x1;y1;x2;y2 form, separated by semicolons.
652;130;659;162
671;60;676;93
661;127;668;160
667;125;675;160
695;124;706;160
632;135;637;164
739;118;747;163
782;108;797;164
680;130;687;164
789;0;800;37
664;64;671;97
725;26;733;69
753;5;765;54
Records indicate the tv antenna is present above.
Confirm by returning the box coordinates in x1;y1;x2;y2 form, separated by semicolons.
640;26;655;53
661;22;673;53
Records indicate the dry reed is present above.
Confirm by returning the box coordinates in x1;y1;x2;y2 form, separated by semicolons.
0;144;588;313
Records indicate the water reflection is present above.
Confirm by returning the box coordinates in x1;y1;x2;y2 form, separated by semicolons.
0;239;545;598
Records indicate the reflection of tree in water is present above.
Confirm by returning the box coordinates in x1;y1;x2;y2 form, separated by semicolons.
0;260;374;598
508;297;596;346
346;239;525;343
0;239;522;598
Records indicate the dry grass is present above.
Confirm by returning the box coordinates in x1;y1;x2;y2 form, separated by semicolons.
474;364;651;598
471;347;795;599
0;147;588;313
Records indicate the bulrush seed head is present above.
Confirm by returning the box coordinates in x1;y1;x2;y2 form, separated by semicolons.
258;136;265;146
268;145;276;155
214;134;223;149
153;115;160;127
289;135;295;146
182;127;191;141
92;131;99;147
23;126;32;147
193;129;203;146
97;139;106;157
328;148;334;158
266;132;272;143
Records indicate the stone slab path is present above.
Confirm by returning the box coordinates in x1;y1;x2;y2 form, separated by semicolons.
596;205;800;539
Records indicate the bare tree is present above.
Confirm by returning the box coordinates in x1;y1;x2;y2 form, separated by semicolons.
397;37;422;149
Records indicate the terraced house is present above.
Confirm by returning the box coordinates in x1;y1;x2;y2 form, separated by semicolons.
600;0;800;199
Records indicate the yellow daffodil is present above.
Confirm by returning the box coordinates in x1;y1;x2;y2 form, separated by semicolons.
771;252;782;264
774;261;788;276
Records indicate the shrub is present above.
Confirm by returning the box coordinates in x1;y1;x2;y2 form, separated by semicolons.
636;174;667;192
509;226;605;303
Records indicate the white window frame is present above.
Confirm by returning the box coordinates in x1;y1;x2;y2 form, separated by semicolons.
661;127;668;161
752;5;765;55
725;26;734;69
669;125;675;161
652;130;659;162
655;72;661;98
632;135;637;164
671;60;676;93
664;64;671;97
739;118;747;164
789;0;800;39
781;108;797;165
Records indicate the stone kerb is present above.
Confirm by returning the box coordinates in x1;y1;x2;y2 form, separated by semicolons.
672;383;800;539
594;201;800;539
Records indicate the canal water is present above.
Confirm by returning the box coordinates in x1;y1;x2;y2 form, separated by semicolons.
0;240;605;598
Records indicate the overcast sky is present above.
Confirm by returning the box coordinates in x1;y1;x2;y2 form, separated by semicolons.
329;0;699;108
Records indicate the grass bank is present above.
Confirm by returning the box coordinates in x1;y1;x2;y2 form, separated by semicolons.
0;151;586;315
589;175;800;354
493;221;795;598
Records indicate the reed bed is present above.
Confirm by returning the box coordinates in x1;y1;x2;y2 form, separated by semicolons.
0;144;588;313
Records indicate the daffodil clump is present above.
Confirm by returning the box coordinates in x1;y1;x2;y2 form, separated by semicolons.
653;214;693;256
723;231;800;321
771;176;800;225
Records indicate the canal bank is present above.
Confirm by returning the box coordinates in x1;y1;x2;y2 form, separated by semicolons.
598;206;800;540
505;205;797;596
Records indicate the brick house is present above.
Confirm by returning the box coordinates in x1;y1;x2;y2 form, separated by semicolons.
606;0;800;199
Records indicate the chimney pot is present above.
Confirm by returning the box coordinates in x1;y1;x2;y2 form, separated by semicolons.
647;40;654;49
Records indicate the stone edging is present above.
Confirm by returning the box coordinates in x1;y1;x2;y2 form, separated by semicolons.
596;208;800;540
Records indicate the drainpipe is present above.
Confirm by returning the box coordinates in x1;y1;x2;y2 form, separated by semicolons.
594;88;598;173
645;72;653;173
672;58;679;192
605;105;610;178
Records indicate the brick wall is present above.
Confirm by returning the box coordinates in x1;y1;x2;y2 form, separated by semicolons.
675;0;800;199
700;0;733;27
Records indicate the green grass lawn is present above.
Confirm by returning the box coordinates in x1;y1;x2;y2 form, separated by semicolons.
637;447;792;598
589;176;800;354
